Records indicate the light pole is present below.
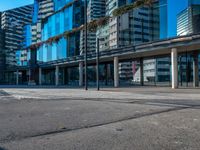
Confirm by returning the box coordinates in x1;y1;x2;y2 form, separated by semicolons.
84;0;88;90
96;38;100;91
96;37;104;91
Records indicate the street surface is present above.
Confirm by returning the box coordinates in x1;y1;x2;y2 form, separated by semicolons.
0;87;200;150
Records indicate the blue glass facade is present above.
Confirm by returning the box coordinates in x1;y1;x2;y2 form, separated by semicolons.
54;0;73;11
16;25;32;66
23;25;32;48
188;0;200;5
42;6;73;40
37;0;83;63
159;0;168;39
37;38;67;62
16;50;31;66
33;0;39;23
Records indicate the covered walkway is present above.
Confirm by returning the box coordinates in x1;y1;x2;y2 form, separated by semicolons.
14;34;200;89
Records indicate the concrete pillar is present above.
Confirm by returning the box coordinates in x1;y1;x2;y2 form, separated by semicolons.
55;66;59;86
171;48;178;89
79;61;84;86
193;51;199;87
140;58;144;86
16;70;19;85
114;57;119;88
39;68;42;85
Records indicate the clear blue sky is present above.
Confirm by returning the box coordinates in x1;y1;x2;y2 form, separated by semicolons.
0;0;191;37
0;0;34;11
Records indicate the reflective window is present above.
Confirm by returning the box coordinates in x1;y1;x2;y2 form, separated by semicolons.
38;1;83;62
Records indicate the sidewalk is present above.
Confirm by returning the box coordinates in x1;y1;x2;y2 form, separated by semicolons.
1;86;200;102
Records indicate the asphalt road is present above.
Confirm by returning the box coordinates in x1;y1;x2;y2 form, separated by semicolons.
0;89;200;150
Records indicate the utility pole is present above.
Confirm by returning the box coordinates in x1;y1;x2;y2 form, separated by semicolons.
96;38;100;91
84;0;88;90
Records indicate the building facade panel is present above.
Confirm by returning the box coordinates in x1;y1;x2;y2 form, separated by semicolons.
37;0;83;63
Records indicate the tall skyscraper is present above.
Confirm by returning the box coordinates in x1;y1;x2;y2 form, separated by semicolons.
33;0;54;23
80;0;106;54
177;4;200;36
32;0;54;45
0;12;5;83
87;0;106;21
1;5;33;68
16;0;55;68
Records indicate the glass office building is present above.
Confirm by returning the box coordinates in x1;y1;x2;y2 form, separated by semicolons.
53;0;76;11
33;0;54;23
0;5;33;84
32;0;54;45
37;0;83;63
16;25;32;67
1;5;33;68
0;13;5;83
159;0;168;39
11;0;200;86
176;2;200;85
177;4;200;36
13;0;83;85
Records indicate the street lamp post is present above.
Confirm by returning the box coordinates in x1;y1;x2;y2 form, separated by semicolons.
96;37;105;91
96;38;100;91
84;0;88;90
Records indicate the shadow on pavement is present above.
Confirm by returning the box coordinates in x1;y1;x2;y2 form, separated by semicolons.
0;147;7;150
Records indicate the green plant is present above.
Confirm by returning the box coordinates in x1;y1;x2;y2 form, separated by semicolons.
112;0;154;17
87;16;110;32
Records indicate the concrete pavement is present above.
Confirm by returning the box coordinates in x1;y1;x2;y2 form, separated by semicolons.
2;86;200;101
0;87;200;150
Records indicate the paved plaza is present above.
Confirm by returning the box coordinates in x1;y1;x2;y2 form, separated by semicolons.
0;87;200;150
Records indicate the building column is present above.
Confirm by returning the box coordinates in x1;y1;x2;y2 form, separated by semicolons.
140;58;144;86
114;57;119;88
39;68;42;85
79;61;84;86
16;70;19;85
55;66;59;86
171;48;178;89
193;51;199;87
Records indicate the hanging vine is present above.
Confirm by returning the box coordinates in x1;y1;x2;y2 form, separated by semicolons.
87;16;110;32
112;0;155;17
